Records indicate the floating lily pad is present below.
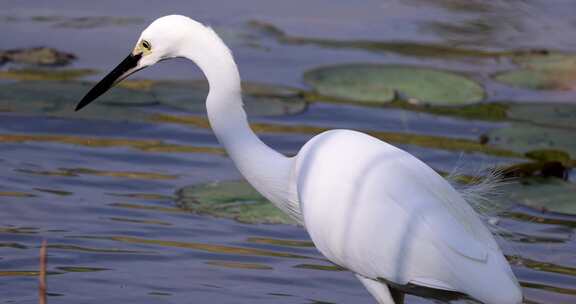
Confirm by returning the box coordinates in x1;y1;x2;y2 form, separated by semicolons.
176;180;295;225
151;80;306;116
148;81;208;112
507;178;576;215
488;124;576;158
0;81;156;120
241;81;301;98
0;47;76;66
494;54;576;91
304;64;484;105
0;80;156;106
507;103;576;129
513;53;576;70
494;70;576;91
0;79;306;121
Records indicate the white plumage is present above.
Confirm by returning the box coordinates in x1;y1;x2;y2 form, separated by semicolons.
294;129;520;303
76;15;523;304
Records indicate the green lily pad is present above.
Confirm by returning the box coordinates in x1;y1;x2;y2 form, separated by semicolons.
241;81;301;99
0;79;306;120
507;103;576;129
494;70;576;91
494;54;576;91
0;81;156;119
506;178;576;215
151;80;306;116
513;53;576;71
304;64;484;105
148;81;208;113
488;124;576;158
176;180;295;225
0;80;156;106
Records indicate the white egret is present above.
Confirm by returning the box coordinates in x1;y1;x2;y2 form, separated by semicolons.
76;15;523;304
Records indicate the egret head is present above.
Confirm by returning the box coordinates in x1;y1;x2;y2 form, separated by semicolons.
75;15;202;111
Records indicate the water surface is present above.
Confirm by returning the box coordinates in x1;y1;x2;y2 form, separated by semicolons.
1;1;575;303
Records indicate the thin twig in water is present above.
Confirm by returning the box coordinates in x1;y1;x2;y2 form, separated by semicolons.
39;239;47;304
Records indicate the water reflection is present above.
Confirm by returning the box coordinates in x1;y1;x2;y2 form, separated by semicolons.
1;0;575;303
1;134;574;303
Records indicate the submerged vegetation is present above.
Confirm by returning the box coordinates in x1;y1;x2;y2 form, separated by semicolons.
177;181;295;224
0;68;97;81
246;20;548;60
1;51;574;200
0;47;76;66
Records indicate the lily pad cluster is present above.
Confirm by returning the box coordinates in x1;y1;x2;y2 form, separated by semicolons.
488;124;576;159
176;180;295;224
150;80;306;116
3;23;576;220
304;64;485;106
505;177;576;215
484;102;576;180
494;54;576;91
0;81;153;121
300;61;575;196
176;175;576;223
506;103;576;129
0;80;307;120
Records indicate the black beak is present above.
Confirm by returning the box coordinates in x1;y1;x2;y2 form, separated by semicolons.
75;52;143;111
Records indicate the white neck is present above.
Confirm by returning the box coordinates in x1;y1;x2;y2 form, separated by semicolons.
177;25;300;220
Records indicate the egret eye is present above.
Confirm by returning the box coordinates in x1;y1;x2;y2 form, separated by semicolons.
141;40;152;50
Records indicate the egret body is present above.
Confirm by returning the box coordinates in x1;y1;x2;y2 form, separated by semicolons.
76;15;523;304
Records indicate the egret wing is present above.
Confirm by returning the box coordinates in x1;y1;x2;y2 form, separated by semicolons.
385;152;498;260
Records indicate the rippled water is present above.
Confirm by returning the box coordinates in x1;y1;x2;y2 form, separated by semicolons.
1;1;576;303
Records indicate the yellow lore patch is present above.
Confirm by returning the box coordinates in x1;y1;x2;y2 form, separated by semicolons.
133;39;152;56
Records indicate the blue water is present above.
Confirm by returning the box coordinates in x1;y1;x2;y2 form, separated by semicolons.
1;1;576;303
